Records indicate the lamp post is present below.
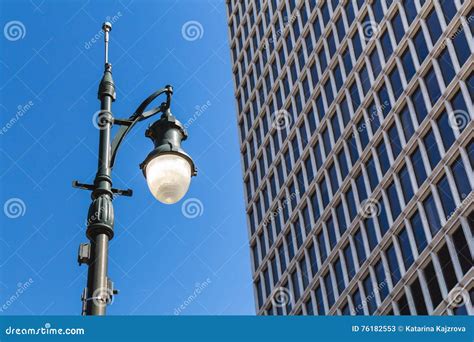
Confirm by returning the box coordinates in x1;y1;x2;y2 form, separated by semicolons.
74;22;197;316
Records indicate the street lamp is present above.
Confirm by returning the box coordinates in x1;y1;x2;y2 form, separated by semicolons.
73;22;197;316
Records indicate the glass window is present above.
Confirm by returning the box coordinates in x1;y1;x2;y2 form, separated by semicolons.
435;113;455;153
352;287;363;315
452;26;469;67
413;29;428;64
338;149;349;180
278;243;287;273
380;30;393;62
398;165;414;204
423;193;442;236
387;181;401;220
315;285;325;315
286;230;295;259
397;227;414;270
437;48;455;86
399;104;414;142
311;191;320;223
346;187;357;221
363;273;377;314
423;128;441;170
391;10;404;43
452;227;473;275
436;174;456;220
377;140;391;175
437;244;457;292
386;243;401;286
450;157;472;200
403;0;417;24
355;171;367;202
366;155;379;191
354;229;366;265
344;243;356;278
364;218;378;251
326;217;337;248
401;48;416;83
334;258;345;295
324;272;335;309
388;123;402;159
426;9;442;44
256;278;263;308
375;259;389;300
412;86;427;124
318;230;327;263
410;278;428;314
389;67;403;100
320;177;330;208
291;269;301;301
424;66;441;105
369;48;381;78
397;292;411;315
423;260;443;310
410;146;427;187
308;242;318;276
410;210;427;253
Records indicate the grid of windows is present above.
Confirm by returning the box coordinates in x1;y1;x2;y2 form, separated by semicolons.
227;0;474;315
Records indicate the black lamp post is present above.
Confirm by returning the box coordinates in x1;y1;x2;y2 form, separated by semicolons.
73;22;197;316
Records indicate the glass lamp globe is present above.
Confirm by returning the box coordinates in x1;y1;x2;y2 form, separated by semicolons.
145;153;192;204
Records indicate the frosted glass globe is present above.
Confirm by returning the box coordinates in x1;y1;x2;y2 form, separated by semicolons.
145;154;192;204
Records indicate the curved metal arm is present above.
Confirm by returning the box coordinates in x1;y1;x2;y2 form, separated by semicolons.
109;86;173;169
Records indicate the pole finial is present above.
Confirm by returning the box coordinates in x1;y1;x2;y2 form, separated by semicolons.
102;22;112;66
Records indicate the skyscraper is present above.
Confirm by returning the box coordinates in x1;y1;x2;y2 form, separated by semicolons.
227;0;474;315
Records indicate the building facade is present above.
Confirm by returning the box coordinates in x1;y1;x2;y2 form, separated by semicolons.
227;0;474;315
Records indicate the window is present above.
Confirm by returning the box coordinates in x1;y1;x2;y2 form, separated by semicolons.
315;285;325;315
374;259;389;300
452;25;469;67
450;157;472;200
422;129;441;170
398;165;414;204
386;243;401;286
336;201;347;234
324;272;335;309
387;181;401;221
354;229;366;265
278;243;287;274
334;258;345;295
410;146;427;187
401;48;416;83
452;227;473;275
410;278;428;314
410;210;427;253
437;48;455;86
376;140;390;175
291;269;301;302
437;244;457;292
399;104;414;142
256;278;263;308
364;218;378;250
344;243;356;278
423;193;441;236
300;257;309;289
413;29;428;64
389;66;403;100
436;175;456;220
326;217;337;248
388;123;402;159
436;111;455;151
423;260;443;309
412;86;427;124
397;227;414;270
424;66;441;105
391;10;404;43
317;230;327;262
397;292;411;315
363;273;377;314
308;242;318;276
426;9;442;44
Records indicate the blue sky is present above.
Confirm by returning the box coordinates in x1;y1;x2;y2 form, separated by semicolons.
0;0;254;315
